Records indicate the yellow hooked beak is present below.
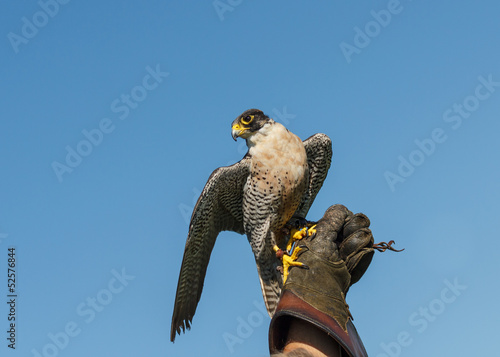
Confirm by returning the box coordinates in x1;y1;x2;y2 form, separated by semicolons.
231;123;247;141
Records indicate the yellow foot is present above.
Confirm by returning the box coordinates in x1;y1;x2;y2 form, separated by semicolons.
274;244;309;284
287;224;317;252
287;227;306;252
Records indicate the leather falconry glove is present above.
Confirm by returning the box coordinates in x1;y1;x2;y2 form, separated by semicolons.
269;204;401;357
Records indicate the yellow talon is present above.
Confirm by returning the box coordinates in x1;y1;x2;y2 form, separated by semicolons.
275;222;315;283
291;228;307;240
286;224;316;252
307;224;317;236
287;227;308;252
275;244;308;284
281;247;307;283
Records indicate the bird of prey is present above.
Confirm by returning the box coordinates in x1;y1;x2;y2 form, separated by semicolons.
171;109;332;341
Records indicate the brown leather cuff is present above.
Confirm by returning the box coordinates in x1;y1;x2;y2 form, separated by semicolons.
269;290;368;357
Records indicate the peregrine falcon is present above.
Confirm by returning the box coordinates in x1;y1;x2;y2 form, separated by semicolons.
171;109;332;341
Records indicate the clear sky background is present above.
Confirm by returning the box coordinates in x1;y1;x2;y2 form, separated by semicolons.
1;1;499;356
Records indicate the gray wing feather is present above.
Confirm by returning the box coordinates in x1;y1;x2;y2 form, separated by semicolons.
295;133;333;218
171;157;250;342
256;251;282;317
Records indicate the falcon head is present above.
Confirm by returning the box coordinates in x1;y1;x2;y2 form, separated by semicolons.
231;109;270;141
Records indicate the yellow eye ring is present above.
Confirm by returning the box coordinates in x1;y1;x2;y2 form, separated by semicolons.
241;115;254;125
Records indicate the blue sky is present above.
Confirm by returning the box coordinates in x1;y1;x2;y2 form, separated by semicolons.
1;1;499;356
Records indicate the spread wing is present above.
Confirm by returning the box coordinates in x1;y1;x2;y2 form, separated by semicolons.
295;133;333;218
170;157;250;342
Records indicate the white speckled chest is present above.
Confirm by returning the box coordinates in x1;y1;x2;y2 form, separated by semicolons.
242;122;309;233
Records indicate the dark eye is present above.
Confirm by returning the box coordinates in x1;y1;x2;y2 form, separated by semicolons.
241;115;254;125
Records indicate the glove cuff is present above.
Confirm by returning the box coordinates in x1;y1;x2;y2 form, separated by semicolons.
269;290;368;357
